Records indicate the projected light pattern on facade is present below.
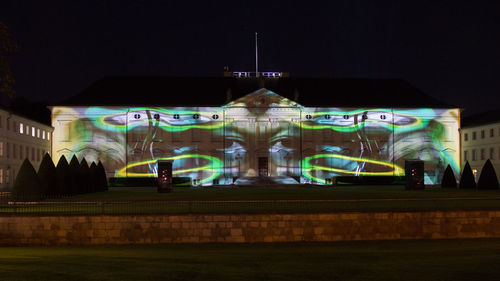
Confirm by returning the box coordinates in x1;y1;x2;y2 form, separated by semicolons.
51;89;460;185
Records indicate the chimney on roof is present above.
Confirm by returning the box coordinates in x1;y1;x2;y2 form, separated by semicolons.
293;88;300;102
225;88;232;103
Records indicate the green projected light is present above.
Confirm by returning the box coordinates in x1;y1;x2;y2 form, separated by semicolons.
115;154;223;184
302;154;404;184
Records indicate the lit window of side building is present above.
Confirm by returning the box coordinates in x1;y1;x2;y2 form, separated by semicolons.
0;107;54;190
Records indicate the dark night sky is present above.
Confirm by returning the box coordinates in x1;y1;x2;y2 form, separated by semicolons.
1;0;499;115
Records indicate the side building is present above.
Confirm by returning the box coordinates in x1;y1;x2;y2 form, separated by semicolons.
50;77;460;185
461;110;500;182
0;106;53;190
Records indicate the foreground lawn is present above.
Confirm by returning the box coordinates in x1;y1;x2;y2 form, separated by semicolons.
1;239;500;281
2;185;500;214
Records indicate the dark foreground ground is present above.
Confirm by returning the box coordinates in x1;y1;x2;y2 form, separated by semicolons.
1;239;500;281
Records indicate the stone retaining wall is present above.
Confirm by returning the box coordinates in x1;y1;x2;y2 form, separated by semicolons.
1;211;500;245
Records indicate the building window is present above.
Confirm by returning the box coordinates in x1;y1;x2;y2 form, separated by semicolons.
6;142;9;158
0;142;3;157
25;125;29;135
491;128;495;138
31;127;35;137
464;150;468;162
472;132;476;140
26;147;29;160
464;133;468;141
0;169;2;184
0;116;2;128
490;147;495;160
13;121;16;132
42;130;46;139
13;144;16;159
31;148;35;161
37;149;40;162
20;145;23;160
472;149;477;161
47;132;50;140
481;130;485;139
481;148;485;160
19;123;24;134
6;119;9;130
37;128;40;138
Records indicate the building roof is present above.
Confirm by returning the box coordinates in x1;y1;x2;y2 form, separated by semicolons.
461;109;500;128
56;76;454;108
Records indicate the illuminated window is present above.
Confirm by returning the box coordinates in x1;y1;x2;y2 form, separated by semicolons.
19;123;23;134
37;128;40;138
464;150;468;161
472;132;476;140
490;128;494;137
464;133;468;141
472;149;477;161
31;127;35;137
490;147;494;160
481;130;485;139
25;125;29;135
47;132;50;140
480;148;485;160
42;130;46;139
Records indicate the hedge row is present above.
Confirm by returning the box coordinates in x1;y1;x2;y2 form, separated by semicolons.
441;160;499;189
12;154;108;201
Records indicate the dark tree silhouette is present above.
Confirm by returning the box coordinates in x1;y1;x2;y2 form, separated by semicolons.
79;158;90;194
477;159;499;190
69;155;81;195
0;21;18;99
459;161;476;189
97;161;108;191
441;164;457;188
89;162;98;193
56;155;70;196
38;153;57;197
12;159;41;201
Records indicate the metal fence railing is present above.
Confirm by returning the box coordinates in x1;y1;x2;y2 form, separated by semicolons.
2;196;500;215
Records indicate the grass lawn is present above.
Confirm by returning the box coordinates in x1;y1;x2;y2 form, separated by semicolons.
2;185;500;214
1;239;500;281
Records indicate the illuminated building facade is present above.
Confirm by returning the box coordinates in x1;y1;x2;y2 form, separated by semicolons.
51;77;460;185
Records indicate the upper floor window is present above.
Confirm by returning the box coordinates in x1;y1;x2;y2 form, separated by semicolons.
19;123;24;134
464;133;468;141
31;127;35;137
472;132;477;140
42;130;46;139
481;130;485;139
464;150;468;161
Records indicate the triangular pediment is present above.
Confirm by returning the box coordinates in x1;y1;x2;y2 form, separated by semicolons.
224;88;302;108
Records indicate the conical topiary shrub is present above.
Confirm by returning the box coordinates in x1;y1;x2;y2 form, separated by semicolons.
477;159;499;190
459;161;476;189
12;159;41;201
79;158;91;194
38;153;57;197
89;162;98;193
97;161;108;191
56;155;71;196
441;164;457;188
69;155;81;195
